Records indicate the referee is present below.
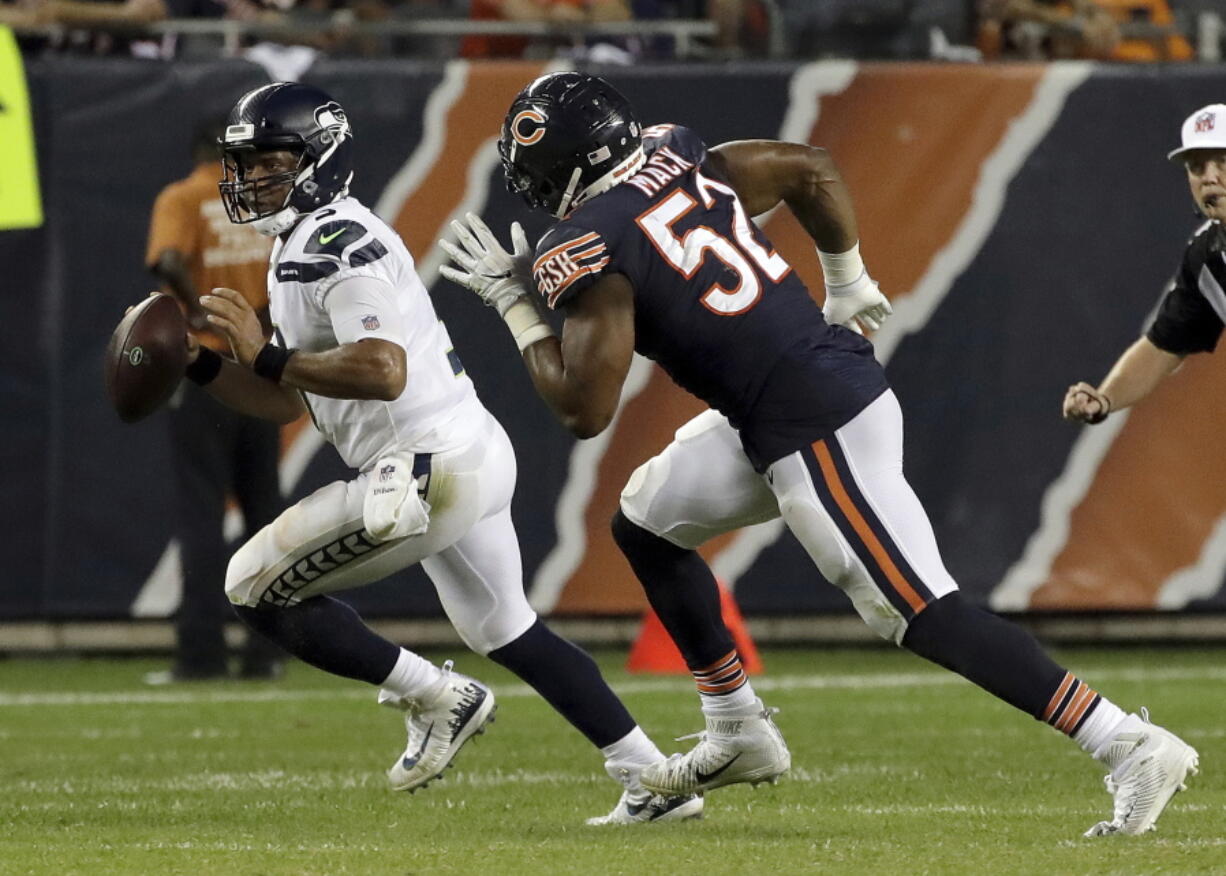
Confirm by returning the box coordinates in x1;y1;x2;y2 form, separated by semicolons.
1065;104;1226;424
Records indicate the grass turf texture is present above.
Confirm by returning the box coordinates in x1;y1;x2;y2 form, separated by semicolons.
1;647;1221;875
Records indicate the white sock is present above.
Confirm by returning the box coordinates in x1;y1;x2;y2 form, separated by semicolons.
600;725;662;798
700;682;758;717
601;726;664;798
601;725;664;766
1074;697;1129;757
380;648;444;701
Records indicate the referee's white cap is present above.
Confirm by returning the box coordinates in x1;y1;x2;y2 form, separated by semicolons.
1168;104;1226;162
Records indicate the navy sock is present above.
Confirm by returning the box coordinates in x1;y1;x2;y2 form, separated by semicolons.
611;509;734;670
487;619;635;749
234;597;399;686
901;592;1068;720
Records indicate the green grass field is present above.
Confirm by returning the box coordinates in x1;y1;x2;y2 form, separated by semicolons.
1;646;1221;875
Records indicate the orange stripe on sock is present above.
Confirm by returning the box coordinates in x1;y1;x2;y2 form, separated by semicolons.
813;441;927;614
1043;673;1075;722
1055;683;1089;732
1058;685;1097;733
1053;681;1084;729
694;650;738;676
1062;695;1096;734
697;677;745;694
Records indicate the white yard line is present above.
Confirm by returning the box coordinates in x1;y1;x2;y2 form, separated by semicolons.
3;665;1224;708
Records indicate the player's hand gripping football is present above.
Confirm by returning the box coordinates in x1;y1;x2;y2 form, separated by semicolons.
1063;381;1111;424
439;213;534;316
200;286;265;368
823;271;893;334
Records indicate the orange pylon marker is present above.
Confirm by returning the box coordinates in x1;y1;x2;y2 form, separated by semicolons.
626;580;763;674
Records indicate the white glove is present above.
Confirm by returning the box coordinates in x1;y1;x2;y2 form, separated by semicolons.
439;213;533;316
823;270;893;335
439;213;554;351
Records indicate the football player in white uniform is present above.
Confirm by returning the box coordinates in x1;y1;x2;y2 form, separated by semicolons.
185;81;700;825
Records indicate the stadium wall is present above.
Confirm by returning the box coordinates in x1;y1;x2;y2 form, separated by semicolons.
4;57;1226;623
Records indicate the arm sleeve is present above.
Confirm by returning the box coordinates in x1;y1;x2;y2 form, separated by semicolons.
1145;246;1225;355
323;273;407;349
145;184;198;268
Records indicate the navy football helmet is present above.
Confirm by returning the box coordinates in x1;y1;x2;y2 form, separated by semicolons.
498;72;643;218
219;82;354;234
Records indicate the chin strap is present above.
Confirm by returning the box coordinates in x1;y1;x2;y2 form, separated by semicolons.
556;148;646;218
252;206;301;237
553;167;585;219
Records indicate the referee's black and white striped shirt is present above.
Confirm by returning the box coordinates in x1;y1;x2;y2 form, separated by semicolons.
1148;220;1226;355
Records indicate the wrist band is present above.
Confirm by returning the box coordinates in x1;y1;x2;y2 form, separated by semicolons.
502;298;556;352
185;347;222;386
817;242;864;288
252;343;296;383
1088;392;1111;425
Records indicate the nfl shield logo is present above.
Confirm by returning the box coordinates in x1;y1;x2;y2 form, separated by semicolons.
379;463;395;482
1195;112;1216;134
362;314;381;331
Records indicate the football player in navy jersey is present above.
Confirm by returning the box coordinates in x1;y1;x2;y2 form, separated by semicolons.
443;72;1198;836
1065;103;1226;424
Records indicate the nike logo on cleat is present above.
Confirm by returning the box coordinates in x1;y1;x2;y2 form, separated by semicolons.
400;722;434;770
694;753;742;784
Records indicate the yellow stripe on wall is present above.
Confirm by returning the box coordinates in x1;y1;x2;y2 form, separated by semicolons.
0;26;43;230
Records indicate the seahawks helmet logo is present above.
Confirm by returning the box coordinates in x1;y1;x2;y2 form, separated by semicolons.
315;102;351;146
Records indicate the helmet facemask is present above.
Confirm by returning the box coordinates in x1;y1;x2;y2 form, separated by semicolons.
219;147;306;225
218;84;356;236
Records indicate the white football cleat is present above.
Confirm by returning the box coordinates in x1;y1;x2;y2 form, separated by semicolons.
1084;708;1199;837
585;790;704;826
586;758;703;826
380;660;496;793
640;699;790;796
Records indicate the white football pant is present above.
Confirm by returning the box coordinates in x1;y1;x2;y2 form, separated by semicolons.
620;390;958;643
225;411;537;655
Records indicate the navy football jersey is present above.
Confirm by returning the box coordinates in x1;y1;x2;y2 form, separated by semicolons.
1147;220;1226;355
532;124;888;470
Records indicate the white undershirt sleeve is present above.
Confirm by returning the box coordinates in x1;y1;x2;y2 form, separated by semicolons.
324;273;406;349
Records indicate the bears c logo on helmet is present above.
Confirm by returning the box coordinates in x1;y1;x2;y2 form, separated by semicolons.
511;109;547;147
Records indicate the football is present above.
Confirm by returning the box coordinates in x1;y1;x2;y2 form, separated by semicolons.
104;293;188;423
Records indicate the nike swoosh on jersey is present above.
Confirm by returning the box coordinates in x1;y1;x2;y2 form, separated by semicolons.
319;227;346;245
694;752;742;783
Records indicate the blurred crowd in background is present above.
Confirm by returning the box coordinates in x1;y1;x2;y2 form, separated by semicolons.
0;0;1220;63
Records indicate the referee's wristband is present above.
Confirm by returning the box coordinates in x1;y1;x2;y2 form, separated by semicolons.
185;347;222;386
252;343;296;383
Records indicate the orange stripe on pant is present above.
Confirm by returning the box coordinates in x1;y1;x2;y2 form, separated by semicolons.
812;440;928;615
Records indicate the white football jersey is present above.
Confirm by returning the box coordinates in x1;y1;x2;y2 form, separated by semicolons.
267;197;485;471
